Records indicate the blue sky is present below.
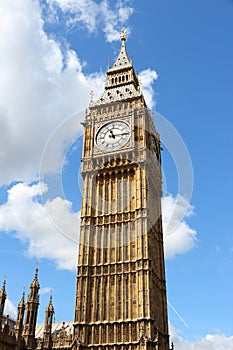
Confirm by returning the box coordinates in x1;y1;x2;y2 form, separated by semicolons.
0;0;232;349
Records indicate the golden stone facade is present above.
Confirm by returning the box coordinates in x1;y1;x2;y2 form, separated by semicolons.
0;29;172;350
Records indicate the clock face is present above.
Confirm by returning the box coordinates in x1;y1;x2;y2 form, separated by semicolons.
96;121;130;151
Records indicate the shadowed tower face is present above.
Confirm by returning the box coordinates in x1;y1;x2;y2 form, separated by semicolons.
74;28;170;350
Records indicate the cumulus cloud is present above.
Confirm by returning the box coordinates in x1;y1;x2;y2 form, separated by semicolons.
0;0;105;185
139;68;158;109
3;299;17;319
40;287;52;295
0;182;79;270
170;325;233;350
46;0;134;42
162;195;197;258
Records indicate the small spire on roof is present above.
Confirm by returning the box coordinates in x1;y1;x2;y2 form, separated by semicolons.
3;275;6;289
35;261;39;279
18;288;25;306
1;275;6;295
50;289;53;303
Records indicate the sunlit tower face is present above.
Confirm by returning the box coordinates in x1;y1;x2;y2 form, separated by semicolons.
74;28;170;350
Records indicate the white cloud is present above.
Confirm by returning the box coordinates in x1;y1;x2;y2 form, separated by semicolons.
0;182;79;270
0;1;156;186
4;298;17;319
47;0;134;42
138;69;158;109
170;325;233;350
162;195;197;258
40;287;52;295
0;0;104;185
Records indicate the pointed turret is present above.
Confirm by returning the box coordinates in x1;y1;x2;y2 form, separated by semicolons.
15;289;25;340
0;276;7;326
90;27;146;108
43;291;54;350
23;265;40;350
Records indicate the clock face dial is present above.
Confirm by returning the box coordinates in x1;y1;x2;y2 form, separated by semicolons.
96;121;130;151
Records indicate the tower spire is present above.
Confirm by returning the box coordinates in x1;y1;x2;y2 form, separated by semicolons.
0;276;7;325
109;27;131;71
15;288;25;340
43;290;54;350
23;265;40;349
90;27;145;107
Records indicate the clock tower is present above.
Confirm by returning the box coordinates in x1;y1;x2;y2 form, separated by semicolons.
74;29;170;350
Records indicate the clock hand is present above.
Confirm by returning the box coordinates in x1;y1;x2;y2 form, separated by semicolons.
112;132;130;137
108;130;115;139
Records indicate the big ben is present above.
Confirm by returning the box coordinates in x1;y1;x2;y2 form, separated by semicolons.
74;28;170;350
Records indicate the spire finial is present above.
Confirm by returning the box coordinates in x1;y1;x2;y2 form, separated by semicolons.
19;287;25;305
3;275;6;289
35;261;39;278
121;27;126;42
50;289;53;303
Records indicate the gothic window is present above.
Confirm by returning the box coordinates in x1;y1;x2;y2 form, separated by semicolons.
125;323;129;342
126;280;129;318
109;324;114;342
104;227;108;263
98;227;103;264
132;324;137;341
117;324;121;342
117;278;122;319
96;282;101;321
103;281;107;320
94;327;99;343
118;178;124;210
122;176;126;210
118;225;122;261
99;181;103;212
102;325;106;343
125;224;129;260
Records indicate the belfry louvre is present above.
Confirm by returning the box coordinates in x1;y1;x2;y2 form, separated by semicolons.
0;29;172;350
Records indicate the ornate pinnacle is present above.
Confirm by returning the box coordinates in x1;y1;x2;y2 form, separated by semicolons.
1;275;6;296
49;289;53;304
35;261;39;277
3;275;6;289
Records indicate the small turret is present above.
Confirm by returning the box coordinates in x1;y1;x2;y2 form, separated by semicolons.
0;276;7;327
43;291;54;350
15;289;25;340
23;265;40;350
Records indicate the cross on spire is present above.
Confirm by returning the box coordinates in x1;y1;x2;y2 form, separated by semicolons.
120;27;127;41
